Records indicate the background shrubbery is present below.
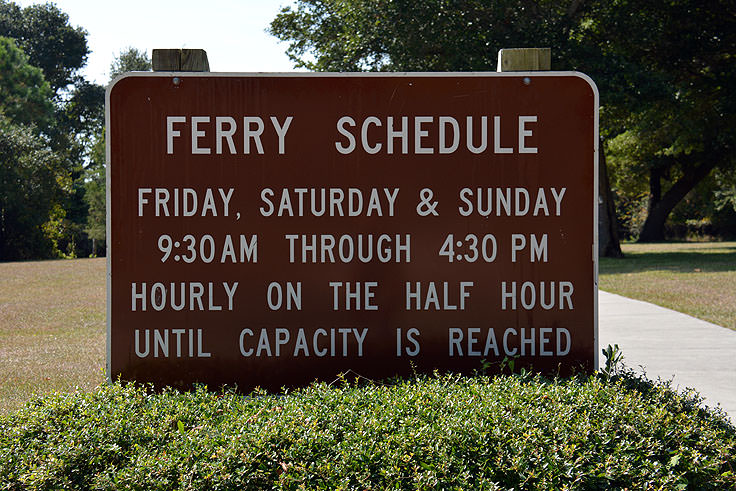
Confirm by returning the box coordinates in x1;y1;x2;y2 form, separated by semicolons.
2;372;734;490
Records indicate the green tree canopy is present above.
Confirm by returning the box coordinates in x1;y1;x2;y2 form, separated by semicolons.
270;0;736;241
0;0;88;93
586;0;735;241
110;46;151;79
0;1;109;258
0;116;67;260
0;35;67;260
0;36;53;129
271;0;570;72
0;0;101;162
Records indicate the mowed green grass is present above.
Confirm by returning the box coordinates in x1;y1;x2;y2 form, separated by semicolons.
0;258;106;414
599;242;736;330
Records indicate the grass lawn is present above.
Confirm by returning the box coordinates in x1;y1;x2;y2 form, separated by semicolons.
599;241;736;330
0;258;106;414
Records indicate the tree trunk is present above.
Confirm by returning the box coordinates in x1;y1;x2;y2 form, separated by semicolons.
598;139;623;258
638;159;717;242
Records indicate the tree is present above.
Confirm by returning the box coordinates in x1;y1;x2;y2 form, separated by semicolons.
271;0;624;255
0;115;67;260
110;46;151;79
0;36;68;260
586;0;736;242
0;0;88;93
0;2;102;156
270;0;736;243
83;135;105;256
271;0;571;72
0;36;53;129
0;1;103;258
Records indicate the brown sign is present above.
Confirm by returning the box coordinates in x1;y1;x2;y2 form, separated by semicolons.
106;73;598;390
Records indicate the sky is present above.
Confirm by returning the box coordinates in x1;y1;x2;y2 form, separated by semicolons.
14;0;300;85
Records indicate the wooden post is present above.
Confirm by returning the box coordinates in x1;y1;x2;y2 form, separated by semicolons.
152;49;210;72
497;48;551;72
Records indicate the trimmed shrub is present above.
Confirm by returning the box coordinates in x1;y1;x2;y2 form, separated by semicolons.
1;373;734;490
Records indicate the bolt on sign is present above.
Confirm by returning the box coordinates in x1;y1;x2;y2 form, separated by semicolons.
106;72;599;390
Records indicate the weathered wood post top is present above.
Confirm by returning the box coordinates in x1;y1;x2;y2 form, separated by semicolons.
497;48;552;72
152;48;210;72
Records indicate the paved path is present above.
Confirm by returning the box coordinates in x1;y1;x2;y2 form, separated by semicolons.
598;291;736;421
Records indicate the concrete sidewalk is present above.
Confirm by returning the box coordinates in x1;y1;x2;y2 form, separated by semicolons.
598;291;736;421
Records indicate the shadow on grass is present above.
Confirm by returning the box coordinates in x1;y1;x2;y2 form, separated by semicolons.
600;247;736;275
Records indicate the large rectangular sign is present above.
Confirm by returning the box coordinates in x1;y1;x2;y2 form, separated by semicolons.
107;73;598;390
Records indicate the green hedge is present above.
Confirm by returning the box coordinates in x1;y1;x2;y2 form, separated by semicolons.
1;373;734;490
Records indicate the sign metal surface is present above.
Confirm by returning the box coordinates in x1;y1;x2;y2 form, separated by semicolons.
106;72;598;389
